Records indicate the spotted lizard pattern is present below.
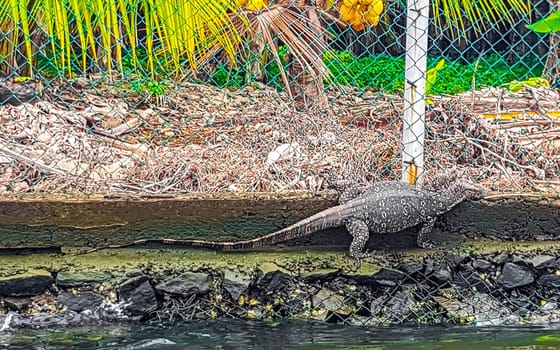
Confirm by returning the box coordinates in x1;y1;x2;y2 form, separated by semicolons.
81;175;483;260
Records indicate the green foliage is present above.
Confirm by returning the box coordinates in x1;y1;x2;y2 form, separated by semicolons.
207;46;289;90
325;51;544;95
36;42;544;97
209;64;246;88
130;79;169;96
433;0;530;36
325;50;406;92
203;50;544;95
425;59;446;93
526;10;560;33
0;0;244;76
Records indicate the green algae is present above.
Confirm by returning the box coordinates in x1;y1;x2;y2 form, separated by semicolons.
3;239;560;280
0;249;380;277
0;269;52;281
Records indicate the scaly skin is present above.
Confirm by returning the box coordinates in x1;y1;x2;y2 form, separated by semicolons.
79;177;483;260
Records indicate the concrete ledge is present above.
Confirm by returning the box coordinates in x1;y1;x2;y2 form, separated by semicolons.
0;191;558;251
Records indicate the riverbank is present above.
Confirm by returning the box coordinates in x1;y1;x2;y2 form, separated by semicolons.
3;241;560;329
0;191;559;329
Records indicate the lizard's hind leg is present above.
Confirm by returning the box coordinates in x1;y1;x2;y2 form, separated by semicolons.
346;219;375;259
416;216;437;249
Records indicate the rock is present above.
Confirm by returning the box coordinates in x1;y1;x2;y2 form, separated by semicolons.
398;261;424;277
472;259;494;271
540;301;558;311
155;272;211;296
424;258;435;275
446;254;467;268
249;270;293;303
119;276;157;318
497;263;534;289
223;270;253;301
303;271;341;284
454;271;493;293
529;255;555;269
56;271;112;288
370;268;406;287
370;292;413;321
255;270;292;294
0;270;54;297
3;297;31;311
434;292;518;326
430;263;453;284
537;274;560;288
386;292;413;318
282;291;309;315
312;288;345;312
8;311;99;329
222;279;249;300
492;252;509;265
57;291;104;312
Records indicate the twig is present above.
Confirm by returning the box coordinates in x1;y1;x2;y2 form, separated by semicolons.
96;117;141;137
494;162;523;191
96;135;148;155
460;135;545;179
276;170;302;192
0;141;66;175
483;193;545;200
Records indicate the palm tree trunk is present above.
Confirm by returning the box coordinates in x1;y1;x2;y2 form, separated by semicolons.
283;0;328;111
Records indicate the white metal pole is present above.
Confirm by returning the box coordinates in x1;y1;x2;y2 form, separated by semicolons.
401;0;430;184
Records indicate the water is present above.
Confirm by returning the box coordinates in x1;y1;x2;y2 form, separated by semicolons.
2;321;560;350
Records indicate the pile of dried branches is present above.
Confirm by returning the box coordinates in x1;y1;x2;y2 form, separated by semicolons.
0;79;558;195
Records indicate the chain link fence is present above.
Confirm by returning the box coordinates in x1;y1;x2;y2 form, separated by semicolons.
0;0;558;195
142;248;560;327
154;272;555;327
4;247;560;328
1;0;560;331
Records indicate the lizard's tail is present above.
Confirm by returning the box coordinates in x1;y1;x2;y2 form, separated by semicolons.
200;204;352;251
75;204;354;255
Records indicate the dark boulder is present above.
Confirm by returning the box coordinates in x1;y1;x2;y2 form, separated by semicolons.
430;263;453;284
529;255;555;269
223;270;254;301
454;271;493;293
57;291;104;312
472;259;494;272
537;274;560;288
370;268;407;287
398;261;424;278
119;276;158;318
496;263;534;289
155;272;211;297
3;297;31;311
0;270;53;297
55;271;111;288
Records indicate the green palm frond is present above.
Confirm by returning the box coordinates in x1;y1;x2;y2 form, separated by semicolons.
231;5;330;100
0;0;245;77
433;0;531;35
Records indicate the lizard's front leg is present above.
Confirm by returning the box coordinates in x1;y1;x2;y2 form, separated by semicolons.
346;219;375;259
417;216;437;249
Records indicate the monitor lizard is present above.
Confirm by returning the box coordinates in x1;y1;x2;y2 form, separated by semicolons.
77;174;483;260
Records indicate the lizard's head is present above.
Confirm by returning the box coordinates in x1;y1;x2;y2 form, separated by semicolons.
456;180;485;200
